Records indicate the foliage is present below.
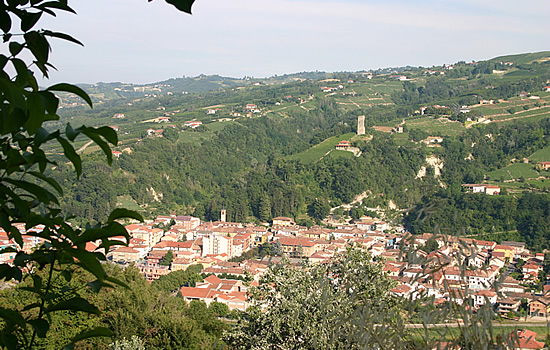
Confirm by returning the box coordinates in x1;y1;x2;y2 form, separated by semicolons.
152;264;204;293
223;247;403;349
0;0;194;348
159;250;174;266
110;335;146;350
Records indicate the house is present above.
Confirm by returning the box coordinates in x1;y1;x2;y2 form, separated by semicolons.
184;120;203;129
497;297;522;316
493;245;516;260
276;237;316;257
538;161;550;170
544;86;550;92
108;246;141;263
206;109;218;115
473;289;497;308
462;184;500;195
179;276;250;311
336;140;351;150
112;113;126;119
529;297;550;317
479;100;494;105
174;215;201;230
510;329;545;349
421;136;444;145
522;263;541;276
272;217;295;227
484;186;501;195
112;151;122;159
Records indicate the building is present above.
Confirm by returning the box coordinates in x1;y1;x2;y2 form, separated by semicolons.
357;115;365;135
336;140;351;150
529;297;550;317
272;217;295;227
462;184;500;195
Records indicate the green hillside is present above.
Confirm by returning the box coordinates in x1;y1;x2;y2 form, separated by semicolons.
48;51;550;239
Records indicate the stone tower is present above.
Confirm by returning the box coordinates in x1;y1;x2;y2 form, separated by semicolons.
220;209;227;222
357;115;365;135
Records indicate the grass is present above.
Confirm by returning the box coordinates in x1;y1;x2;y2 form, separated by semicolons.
206;120;239;132
487;163;540;182
392;132;412;146
116;195;143;211
405;117;464;136
177;131;213;144
327;149;355;160
286;132;356;164
529;146;550;163
408;325;549;342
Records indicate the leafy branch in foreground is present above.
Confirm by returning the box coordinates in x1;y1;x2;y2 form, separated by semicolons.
0;0;196;348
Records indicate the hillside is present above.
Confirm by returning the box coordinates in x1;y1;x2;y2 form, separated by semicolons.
51;51;550;247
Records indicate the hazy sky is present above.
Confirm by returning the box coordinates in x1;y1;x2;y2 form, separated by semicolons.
36;0;550;84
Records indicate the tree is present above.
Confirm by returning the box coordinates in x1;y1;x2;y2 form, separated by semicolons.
271;239;283;256
209;301;230;317
224;247;402;349
423;237;439;253
308;198;330;220
160;250;174;266
0;1;195;348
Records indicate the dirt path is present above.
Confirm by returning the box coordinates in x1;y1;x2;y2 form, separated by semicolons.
77;140;94;154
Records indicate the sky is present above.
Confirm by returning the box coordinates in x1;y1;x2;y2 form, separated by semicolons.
34;0;550;85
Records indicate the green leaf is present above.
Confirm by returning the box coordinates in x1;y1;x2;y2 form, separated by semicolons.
70;327;113;343
87;279;102;293
19;10;42;32
0;10;12;33
38;90;59;114
82;128;112;164
28;171;63;195
8;42;24;56
2;178;58;205
1;333;18;350
108;208;144;223
28;318;49;338
46;297;100;314
164;0;195;14
75;224;127;245
11;58;29;87
57;136;82;177
0;307;26;328
0;54;8;70
47;83;92;108
37;1;77;15
67;249;106;281
43;30;83;46
95;126;118;145
0;264;21;282
24;31;50;65
65;123;79;141
25;92;46;134
105;275;130;290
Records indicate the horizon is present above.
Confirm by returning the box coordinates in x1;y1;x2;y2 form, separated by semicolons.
36;0;550;85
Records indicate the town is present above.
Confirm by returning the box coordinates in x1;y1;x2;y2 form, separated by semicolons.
1;209;539;325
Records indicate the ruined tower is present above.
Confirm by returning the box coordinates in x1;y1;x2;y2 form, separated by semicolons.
357;115;365;135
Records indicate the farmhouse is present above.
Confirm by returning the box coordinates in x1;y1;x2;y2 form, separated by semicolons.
336;140;351;150
462;184;500;195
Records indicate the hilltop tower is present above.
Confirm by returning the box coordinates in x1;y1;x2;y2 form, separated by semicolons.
357;115;365;135
220;209;227;222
